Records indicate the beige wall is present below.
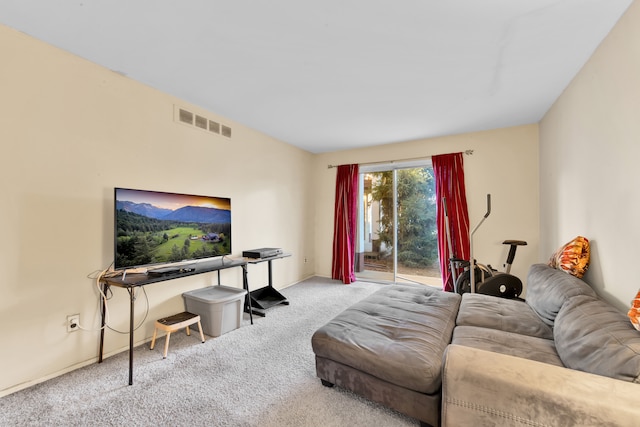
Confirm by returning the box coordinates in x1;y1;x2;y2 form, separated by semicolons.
539;1;640;311
313;125;540;287
0;25;314;395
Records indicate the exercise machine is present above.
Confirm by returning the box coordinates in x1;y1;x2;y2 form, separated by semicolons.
454;194;527;298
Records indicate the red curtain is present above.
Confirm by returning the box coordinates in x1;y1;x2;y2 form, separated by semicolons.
433;153;470;292
331;164;359;284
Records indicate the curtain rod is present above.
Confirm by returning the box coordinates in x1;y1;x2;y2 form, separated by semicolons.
327;149;474;169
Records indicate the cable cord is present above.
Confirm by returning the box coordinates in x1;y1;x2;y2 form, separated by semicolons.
102;279;150;335
79;266;150;334
70;267;112;333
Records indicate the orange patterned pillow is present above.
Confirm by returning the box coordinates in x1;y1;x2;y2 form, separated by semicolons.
548;236;590;278
629;290;640;331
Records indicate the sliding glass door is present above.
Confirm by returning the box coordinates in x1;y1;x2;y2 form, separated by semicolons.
356;161;441;286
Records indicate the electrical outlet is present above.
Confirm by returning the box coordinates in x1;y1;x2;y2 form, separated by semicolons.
67;314;80;332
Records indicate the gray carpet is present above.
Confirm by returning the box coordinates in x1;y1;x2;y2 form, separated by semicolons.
0;277;418;426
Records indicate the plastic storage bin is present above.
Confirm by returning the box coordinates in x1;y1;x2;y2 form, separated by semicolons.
182;285;247;337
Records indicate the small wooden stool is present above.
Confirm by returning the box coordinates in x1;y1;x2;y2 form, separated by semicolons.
150;311;205;358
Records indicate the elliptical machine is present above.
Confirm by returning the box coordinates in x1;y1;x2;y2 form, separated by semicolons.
453;194;527;299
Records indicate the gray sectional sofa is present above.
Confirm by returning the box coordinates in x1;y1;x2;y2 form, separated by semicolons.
311;264;640;426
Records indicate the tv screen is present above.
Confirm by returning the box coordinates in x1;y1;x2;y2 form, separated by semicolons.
114;188;231;269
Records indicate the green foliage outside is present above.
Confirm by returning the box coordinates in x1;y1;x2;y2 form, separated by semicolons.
370;167;438;269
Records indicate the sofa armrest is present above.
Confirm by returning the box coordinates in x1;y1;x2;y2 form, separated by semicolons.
442;344;640;427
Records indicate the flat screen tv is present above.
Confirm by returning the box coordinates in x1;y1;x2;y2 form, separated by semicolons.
114;188;231;270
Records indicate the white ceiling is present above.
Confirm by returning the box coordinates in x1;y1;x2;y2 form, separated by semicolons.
0;1;632;153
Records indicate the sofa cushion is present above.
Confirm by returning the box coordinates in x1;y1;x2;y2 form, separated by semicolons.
311;283;461;394
456;293;553;339
452;325;564;366
526;263;597;326
554;294;640;383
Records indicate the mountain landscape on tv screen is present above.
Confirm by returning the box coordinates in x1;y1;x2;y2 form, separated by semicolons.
115;197;232;268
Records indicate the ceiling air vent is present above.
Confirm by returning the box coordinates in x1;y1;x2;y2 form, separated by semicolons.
174;105;232;139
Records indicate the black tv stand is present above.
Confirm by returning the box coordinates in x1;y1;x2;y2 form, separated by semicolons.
244;253;291;316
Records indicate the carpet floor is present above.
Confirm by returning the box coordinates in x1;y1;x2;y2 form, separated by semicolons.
0;277;419;426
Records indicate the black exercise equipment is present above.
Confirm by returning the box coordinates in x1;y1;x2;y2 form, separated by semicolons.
453;194;527;299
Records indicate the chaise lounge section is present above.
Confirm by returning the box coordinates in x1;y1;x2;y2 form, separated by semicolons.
311;284;460;427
